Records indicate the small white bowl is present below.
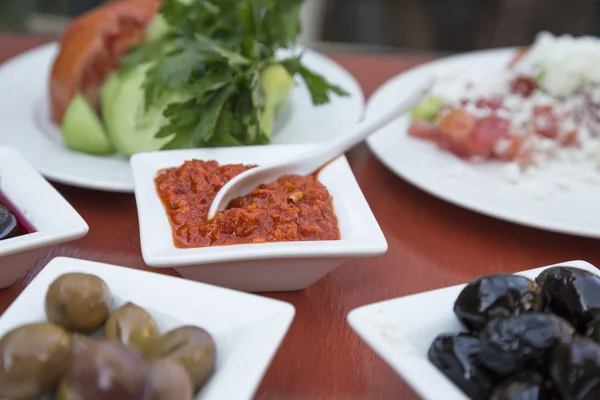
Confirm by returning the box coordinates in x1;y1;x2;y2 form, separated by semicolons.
0;146;88;288
0;256;295;400
347;260;599;400
131;144;387;292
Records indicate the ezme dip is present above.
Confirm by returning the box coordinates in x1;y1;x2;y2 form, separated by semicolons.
155;160;340;247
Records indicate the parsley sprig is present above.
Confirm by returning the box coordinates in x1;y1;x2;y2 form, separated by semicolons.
120;0;349;148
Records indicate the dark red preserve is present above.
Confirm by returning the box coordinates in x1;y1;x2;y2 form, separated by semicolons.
0;193;35;240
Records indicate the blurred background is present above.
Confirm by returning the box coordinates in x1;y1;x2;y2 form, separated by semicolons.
1;0;599;53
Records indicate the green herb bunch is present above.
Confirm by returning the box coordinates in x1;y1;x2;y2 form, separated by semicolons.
121;0;348;148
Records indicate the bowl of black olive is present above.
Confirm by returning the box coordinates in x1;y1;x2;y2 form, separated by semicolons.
0;256;295;400
347;260;600;400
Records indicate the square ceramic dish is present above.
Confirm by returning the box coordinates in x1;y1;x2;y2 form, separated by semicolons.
347;260;599;400
0;146;88;288
0;256;295;400
131;145;387;292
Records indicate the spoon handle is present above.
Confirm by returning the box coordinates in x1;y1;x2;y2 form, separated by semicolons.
289;75;435;176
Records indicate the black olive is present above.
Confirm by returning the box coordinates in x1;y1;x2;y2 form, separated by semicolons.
584;316;600;343
478;313;574;376
454;274;545;332
490;371;557;400
0;205;16;240
536;266;600;332
550;337;600;400
428;333;496;400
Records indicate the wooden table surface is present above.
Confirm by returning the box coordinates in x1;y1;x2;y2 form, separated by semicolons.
2;33;600;400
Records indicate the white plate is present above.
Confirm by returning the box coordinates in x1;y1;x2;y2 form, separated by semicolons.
347;260;599;400
0;256;295;400
0;43;364;192
131;145;387;292
365;48;600;239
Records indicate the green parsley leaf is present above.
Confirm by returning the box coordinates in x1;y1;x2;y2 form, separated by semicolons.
281;55;350;105
122;0;350;150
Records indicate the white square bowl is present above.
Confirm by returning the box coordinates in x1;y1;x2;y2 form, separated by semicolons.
131;144;387;292
0;146;88;288
347;260;599;400
0;256;295;400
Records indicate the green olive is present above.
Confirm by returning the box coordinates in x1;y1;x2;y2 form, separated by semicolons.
104;302;158;357
144;359;194;400
45;273;112;334
0;322;71;399
149;326;216;391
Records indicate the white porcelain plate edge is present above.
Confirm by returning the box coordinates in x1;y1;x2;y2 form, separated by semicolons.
0;257;296;400
365;47;600;239
347;260;598;400
0;43;364;192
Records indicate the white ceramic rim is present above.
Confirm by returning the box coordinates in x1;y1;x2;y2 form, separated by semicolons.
0;146;88;256
130;145;388;267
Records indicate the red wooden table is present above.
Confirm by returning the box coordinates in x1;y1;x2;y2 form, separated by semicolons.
1;33;600;400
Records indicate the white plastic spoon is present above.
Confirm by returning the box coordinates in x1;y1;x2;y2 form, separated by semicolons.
207;75;435;220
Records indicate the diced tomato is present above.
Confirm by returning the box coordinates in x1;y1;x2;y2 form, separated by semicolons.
510;75;536;97
50;0;159;124
408;120;439;141
560;131;579;147
532;105;559;138
437;109;477;157
496;136;524;161
475;97;503;111
508;47;529;70
437;136;471;158
439;109;477;139
468;116;511;157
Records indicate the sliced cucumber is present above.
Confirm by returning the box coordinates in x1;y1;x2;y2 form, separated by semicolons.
100;72;121;137
61;93;115;155
100;72;121;108
145;14;171;42
257;63;293;138
106;62;190;156
410;95;445;122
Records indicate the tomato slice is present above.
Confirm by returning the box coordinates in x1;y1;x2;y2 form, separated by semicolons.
50;0;159;124
60;0;158;45
50;29;111;123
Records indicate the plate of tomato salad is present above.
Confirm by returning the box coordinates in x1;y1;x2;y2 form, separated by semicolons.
365;32;600;239
0;0;364;192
